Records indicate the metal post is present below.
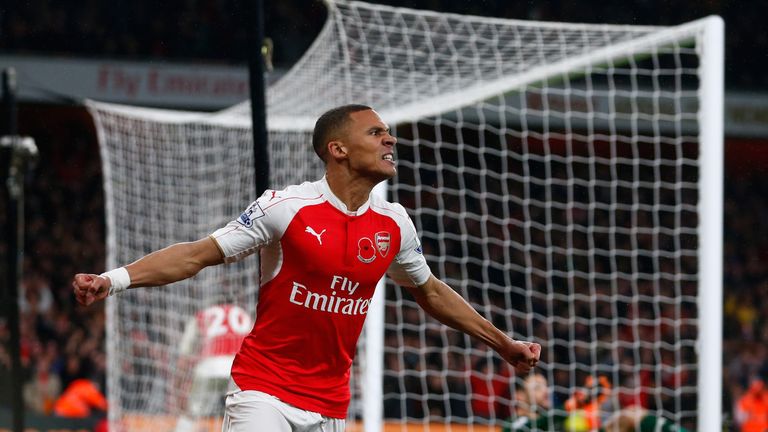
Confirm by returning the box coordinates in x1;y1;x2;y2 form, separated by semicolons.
245;0;270;196
1;69;17;135
697;16;725;431
2;68;38;432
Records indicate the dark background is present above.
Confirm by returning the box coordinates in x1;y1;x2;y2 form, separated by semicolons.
1;0;767;429
3;0;766;91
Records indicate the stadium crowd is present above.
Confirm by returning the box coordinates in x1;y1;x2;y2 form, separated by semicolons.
0;114;107;419
1;104;766;430
2;0;768;430
1;0;767;90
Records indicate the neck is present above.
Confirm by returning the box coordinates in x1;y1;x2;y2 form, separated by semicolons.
325;169;378;212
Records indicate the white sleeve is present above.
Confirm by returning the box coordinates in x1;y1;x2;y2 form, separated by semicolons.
387;209;431;287
210;190;284;263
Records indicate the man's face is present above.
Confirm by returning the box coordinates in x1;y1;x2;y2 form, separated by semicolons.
339;109;397;182
525;374;551;409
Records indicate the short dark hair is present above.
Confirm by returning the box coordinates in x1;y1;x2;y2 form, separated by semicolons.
312;104;372;162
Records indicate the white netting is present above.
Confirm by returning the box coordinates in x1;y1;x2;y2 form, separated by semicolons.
92;1;722;431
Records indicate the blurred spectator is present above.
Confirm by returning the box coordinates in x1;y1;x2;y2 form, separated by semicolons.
23;352;62;415
470;355;512;419
53;378;107;418
504;373;689;432
734;378;768;432
19;274;54;316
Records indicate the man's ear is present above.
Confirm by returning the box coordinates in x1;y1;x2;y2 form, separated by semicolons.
328;140;348;160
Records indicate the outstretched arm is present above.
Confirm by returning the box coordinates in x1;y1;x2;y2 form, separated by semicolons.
73;236;224;306
405;274;541;374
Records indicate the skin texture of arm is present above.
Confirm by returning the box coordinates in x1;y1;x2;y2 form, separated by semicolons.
73;237;224;306
406;274;540;374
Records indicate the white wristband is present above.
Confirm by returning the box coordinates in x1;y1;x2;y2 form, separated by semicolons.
101;267;131;296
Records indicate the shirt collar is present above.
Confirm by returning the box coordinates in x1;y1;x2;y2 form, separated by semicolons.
317;175;371;216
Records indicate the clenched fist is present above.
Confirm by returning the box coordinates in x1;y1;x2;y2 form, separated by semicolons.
504;340;542;374
72;273;111;306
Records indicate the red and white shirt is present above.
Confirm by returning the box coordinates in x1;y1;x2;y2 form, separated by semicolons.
210;177;430;418
178;304;252;379
179;304;252;358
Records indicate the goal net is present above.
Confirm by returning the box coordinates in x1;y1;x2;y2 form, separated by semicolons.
90;1;723;431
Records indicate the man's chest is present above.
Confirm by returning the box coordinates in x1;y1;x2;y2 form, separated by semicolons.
279;203;401;289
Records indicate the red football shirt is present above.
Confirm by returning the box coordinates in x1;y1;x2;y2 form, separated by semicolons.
210;177;430;418
191;304;252;358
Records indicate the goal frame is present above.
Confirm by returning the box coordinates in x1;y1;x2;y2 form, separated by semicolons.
359;15;724;432
695;16;724;432
90;4;725;431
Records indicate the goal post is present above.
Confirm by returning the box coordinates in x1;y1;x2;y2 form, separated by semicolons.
696;16;724;432
90;2;723;431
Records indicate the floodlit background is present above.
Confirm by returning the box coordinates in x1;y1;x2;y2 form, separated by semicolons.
1;1;766;430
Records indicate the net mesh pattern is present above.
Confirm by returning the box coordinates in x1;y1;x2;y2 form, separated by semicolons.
92;1;716;430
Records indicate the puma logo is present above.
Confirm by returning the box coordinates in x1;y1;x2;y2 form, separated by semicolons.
305;226;326;245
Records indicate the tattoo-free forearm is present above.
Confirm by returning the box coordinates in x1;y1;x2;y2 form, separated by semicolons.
124;237;223;288
409;276;512;352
